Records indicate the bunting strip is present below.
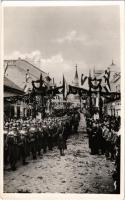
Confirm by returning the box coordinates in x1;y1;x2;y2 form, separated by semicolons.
81;74;87;86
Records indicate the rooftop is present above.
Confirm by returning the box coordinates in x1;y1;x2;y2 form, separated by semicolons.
4;76;24;92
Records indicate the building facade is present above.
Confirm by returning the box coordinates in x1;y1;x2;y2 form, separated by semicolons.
94;62;121;117
4;77;26;120
104;72;121;116
4;58;52;120
4;58;52;92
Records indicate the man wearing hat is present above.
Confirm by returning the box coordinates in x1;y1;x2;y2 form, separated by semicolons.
91;121;98;155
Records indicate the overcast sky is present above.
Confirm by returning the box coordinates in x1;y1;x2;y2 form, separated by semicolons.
4;6;120;84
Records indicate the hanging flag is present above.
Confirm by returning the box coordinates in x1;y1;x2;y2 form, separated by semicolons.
63;75;65;100
46;76;51;82
63;75;69;100
81;74;87;86
90;77;102;91
103;69;111;92
104;84;111;93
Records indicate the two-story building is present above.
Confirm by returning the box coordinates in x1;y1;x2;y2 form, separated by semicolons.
94;62;121;117
4;58;52;119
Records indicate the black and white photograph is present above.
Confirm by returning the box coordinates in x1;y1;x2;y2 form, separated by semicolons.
1;1;124;198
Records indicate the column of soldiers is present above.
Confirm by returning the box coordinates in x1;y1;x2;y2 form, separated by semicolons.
86;114;121;193
4;109;80;171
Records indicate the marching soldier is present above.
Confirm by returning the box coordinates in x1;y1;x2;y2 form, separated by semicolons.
4;124;9;165
25;124;31;157
42;124;48;153
62;121;69;149
95;121;102;155
91;121;98;155
19;125;28;165
7;125;18;171
52;121;58;146
48;124;53;151
37;123;43;157
29;124;37;160
86;119;93;150
73;111;80;133
57;123;65;156
98;123;105;155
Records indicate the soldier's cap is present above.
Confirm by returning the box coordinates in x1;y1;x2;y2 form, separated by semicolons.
8;131;15;136
22;124;26;127
12;123;17;127
4;124;9;128
103;124;107;128
4;130;8;135
12;125;17;129
4;125;9;129
21;132;27;136
26;122;29;126
5;122;9;126
23;125;27;129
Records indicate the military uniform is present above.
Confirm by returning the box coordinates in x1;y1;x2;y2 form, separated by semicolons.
4;126;9;165
42;125;48;153
62;122;69;149
48;125;53;151
37;125;43;156
7;126;18;170
29;125;37;159
25;123;31;157
19;126;28;165
91;122;100;154
52;122;58;146
87;125;93;150
73;112;80;133
57;125;65;156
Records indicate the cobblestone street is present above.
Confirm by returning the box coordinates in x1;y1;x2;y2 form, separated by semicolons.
4;114;115;193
